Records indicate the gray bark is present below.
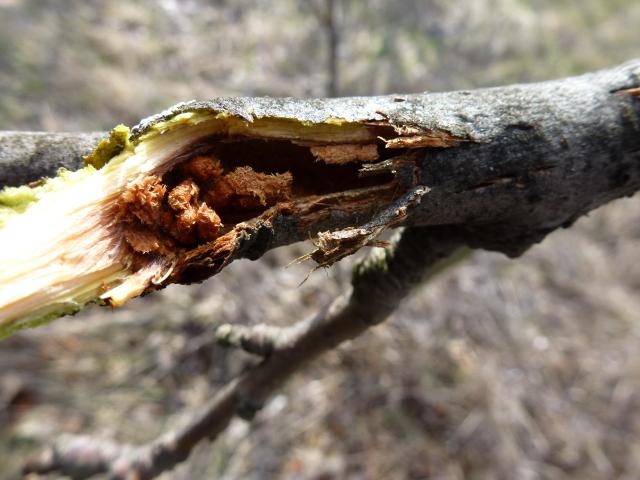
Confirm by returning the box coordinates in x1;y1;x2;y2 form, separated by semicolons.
0;132;104;187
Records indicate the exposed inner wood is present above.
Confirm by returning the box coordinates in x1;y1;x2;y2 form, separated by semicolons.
117;137;399;284
310;144;379;164
0;121;413;333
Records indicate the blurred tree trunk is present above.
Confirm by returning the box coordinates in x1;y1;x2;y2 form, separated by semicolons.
325;0;340;96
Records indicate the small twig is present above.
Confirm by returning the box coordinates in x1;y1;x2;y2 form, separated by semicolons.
214;323;291;356
23;226;466;479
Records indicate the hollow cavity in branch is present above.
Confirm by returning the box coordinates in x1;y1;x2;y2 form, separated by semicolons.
0;115;437;336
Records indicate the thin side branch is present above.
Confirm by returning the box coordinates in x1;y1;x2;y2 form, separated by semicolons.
23;226;464;479
214;323;292;356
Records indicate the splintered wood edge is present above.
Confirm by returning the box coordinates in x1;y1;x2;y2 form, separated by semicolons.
0;110;462;336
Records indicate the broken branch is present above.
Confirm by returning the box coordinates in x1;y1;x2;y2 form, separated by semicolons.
0;59;639;335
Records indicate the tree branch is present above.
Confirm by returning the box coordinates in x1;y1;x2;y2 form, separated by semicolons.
0;60;638;334
10;60;640;477
0;131;104;188
214;323;291;356
22;225;465;479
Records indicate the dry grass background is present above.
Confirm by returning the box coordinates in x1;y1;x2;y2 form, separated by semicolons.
1;1;639;478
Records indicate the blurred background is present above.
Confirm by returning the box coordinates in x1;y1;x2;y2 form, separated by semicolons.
1;1;640;478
